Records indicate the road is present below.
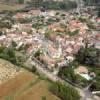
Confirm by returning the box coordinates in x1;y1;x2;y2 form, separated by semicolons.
31;57;99;100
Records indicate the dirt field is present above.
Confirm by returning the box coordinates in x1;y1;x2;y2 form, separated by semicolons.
0;71;38;99
0;59;60;100
15;80;60;100
0;3;25;11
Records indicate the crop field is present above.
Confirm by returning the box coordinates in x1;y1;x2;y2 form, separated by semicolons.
0;59;60;100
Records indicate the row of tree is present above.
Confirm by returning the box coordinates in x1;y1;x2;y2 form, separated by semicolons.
83;0;100;6
30;0;77;10
49;82;80;100
5;0;24;4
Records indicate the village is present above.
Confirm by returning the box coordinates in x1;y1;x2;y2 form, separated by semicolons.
0;3;100;99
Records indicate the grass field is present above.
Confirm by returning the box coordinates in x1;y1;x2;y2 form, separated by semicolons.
0;59;60;100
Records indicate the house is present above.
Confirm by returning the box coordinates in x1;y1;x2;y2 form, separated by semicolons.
95;42;100;49
75;66;88;74
74;66;92;80
95;34;100;41
28;10;40;15
68;19;88;34
65;46;73;53
12;24;32;33
39;54;57;70
66;56;74;63
46;44;62;59
13;13;31;20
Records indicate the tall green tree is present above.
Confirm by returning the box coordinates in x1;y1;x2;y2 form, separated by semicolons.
76;43;100;66
58;67;77;83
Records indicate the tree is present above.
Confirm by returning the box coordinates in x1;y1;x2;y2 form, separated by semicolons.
0;46;17;64
0;31;3;36
83;0;100;5
58;60;92;87
78;41;89;64
98;7;100;17
11;40;17;48
49;82;80;100
0;21;12;29
0;46;28;67
32;65;37;73
31;0;43;8
76;43;100;66
18;0;24;4
0;46;5;53
30;0;77;10
5;47;16;63
34;49;42;58
59;2;66;10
